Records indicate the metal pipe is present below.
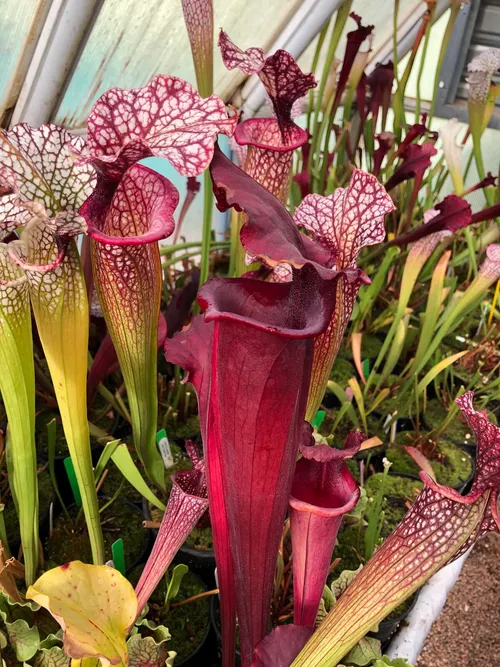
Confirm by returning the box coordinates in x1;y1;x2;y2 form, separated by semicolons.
10;0;102;127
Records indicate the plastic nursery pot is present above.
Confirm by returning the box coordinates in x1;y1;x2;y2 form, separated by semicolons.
45;496;152;573
369;588;420;647
142;498;216;588
129;565;215;667
210;594;242;667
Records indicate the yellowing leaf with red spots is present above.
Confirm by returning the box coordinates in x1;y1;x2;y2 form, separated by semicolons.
26;562;137;667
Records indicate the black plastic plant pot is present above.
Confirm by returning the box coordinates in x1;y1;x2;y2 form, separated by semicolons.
46;497;152;574
176;613;214;667
210;595;241;667
369;588;420;647
177;544;216;588
142;497;216;588
129;565;216;667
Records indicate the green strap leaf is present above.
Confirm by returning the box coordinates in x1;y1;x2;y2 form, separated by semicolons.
110;443;166;511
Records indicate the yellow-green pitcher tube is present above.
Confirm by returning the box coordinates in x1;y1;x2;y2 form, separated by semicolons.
27;237;104;565
0;248;38;583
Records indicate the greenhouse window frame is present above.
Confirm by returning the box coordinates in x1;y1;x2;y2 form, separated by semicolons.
434;0;500;129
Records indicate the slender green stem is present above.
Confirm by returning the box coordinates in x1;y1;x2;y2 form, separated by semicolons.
310;1;353;173
429;3;461;123
393;0;400;87
307;22;330;132
414;3;435;121
472;133;495;205
0;506;11;558
162;243;228;270
199;170;214;286
229;209;244;277
464;227;478;277
160;241;204;256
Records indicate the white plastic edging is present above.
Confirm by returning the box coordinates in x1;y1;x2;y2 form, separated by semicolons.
385;550;470;664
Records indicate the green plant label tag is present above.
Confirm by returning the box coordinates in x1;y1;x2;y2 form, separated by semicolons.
157;429;174;469
64;457;82;507
112;539;126;576
363;358;370;378
312;410;326;430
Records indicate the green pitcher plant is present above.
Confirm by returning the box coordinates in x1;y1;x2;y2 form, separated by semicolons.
0;124;105;565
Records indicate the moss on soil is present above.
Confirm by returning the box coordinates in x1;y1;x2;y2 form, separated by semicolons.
347;458;361;483
338;333;383;362
364;473;423;535
3;468;53;546
130;566;209;662
423;399;472;444
375;390;418;422
332;413;388;451
330;357;357;388
330;527;363;577
165;414;201;441
45;499;148;569
184;525;213;552
99;460;143;503
386;434;473;487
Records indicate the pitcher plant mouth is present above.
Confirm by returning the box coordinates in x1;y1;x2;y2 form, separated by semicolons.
234;119;308;153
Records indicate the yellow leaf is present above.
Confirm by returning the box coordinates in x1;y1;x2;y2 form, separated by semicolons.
26;562;137;667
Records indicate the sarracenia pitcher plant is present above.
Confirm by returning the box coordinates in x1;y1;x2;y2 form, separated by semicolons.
0;124;104;566
209;146;395;421
77;75;236;488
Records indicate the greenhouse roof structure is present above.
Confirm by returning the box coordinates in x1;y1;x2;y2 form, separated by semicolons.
0;0;466;130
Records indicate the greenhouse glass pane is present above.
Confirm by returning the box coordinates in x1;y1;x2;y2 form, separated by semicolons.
53;0;300;129
0;0;49;122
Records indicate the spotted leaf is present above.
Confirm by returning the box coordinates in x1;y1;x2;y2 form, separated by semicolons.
234;119;307;202
456;392;500;496
27;562;137;667
218;30;265;74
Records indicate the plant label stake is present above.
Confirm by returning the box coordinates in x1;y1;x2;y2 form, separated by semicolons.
311;411;326;430
157;429;174;469
64;457;82;508
112;538;126;576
